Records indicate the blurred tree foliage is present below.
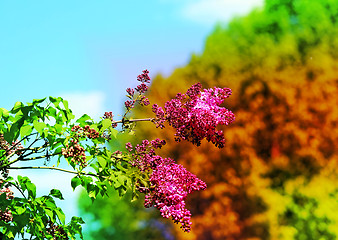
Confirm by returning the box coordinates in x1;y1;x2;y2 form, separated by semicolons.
133;0;338;239
78;0;338;239
78;187;175;240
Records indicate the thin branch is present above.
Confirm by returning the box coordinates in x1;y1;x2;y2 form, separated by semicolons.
4;180;28;200
19;146;48;160
8;166;97;177
19;138;43;159
13;153;59;162
113;118;154;124
0;132;39;159
17;146;47;153
1;141;47;168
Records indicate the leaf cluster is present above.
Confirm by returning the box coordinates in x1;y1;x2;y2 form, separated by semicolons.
0;96;152;239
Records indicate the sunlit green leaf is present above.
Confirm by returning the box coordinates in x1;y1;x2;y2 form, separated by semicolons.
11;101;24;113
81;176;93;188
88;190;97;200
101;118;111;131
50;189;64;200
33;120;46;135
13;206;26;215
5;231;14;238
62;99;69;110
76;114;92;126
54;208;65;224
0;108;9;119
20;125;33;138
45;208;54;220
32;98;46;105
26;182;36;199
110;128;118;139
97;155;107;168
71;177;81;191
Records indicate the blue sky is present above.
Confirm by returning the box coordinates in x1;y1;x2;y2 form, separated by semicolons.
0;0;263;229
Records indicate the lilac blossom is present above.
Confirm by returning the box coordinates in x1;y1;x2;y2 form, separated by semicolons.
126;139;206;232
152;83;235;148
124;70;151;111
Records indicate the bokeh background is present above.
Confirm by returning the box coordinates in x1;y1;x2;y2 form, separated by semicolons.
2;0;338;239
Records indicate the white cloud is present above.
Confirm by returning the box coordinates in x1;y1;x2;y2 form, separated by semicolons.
60;91;106;120
181;0;264;26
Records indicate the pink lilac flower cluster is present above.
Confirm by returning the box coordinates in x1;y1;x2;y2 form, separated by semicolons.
0;185;14;223
124;70;151;111
152;83;235;148
0;134;24;158
126;139;207;232
0;134;24;178
61;125;99;168
45;220;69;240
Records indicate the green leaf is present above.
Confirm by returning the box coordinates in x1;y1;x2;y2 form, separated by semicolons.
45;208;54;220
62;99;69;110
17;175;27;191
101;118;111;131
49;96;62;107
49;189;64;200
17;176;36;199
14;206;26;215
33;120;46;135
76;114;92;126
80;176;93;188
20;125;33;138
60;110;69;122
0;191;7;202
64;109;75;121
88;190;97;200
54;123;64;135
97;155;107;168
54;208;65;224
71;177;81;190
43;196;57;209
68;216;85;240
110;128;118;139
47;107;57;118
7;122;20;142
20;105;34;118
32;98;46;105
71;216;85;224
117;186;127;197
131;191;139;202
26;181;36;199
5;231;14;238
0;108;9;121
11;101;24;113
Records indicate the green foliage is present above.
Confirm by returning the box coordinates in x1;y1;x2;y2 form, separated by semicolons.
0;96;154;239
0;176;84;239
